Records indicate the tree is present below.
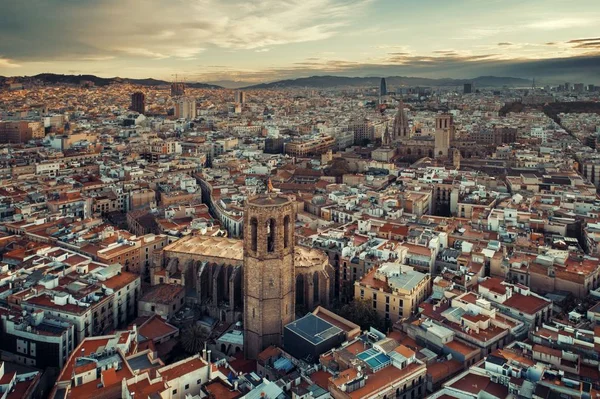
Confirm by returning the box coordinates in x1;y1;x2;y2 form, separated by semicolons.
339;299;387;332
180;324;211;354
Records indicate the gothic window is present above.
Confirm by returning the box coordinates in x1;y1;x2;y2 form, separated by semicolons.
284;215;290;248
267;218;276;252
250;217;258;252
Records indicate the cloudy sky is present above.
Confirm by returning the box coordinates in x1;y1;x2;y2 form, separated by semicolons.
1;0;599;85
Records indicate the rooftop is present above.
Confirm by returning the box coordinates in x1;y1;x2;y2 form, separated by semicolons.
285;313;343;345
163;235;244;261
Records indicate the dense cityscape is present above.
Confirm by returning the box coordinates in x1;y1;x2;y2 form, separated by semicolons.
0;74;598;399
1;0;600;397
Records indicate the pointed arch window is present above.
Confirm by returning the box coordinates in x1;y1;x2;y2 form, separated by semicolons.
250;218;258;252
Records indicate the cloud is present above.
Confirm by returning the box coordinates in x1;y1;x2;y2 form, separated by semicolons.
0;0;371;62
497;42;513;46
188;53;600;85
565;37;600;51
0;57;20;68
527;18;593;30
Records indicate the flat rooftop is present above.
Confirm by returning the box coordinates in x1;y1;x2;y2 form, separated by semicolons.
285;313;342;345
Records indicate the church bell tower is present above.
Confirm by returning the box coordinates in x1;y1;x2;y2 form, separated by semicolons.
243;194;295;359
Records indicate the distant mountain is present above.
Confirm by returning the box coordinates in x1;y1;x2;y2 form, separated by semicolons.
206;80;257;89
3;73;222;89
242;75;531;89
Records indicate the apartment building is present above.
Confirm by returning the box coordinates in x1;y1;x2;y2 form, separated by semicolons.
356;263;431;324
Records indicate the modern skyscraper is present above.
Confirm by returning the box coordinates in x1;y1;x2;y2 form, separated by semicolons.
463;83;473;94
130;92;145;114
380;78;387;97
235;91;246;104
243;194;296;360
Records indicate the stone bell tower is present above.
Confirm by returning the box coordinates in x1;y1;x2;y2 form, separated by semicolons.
243;194;295;359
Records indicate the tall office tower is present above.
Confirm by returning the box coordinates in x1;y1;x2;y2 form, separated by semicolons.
171;82;185;97
243;194;296;360
174;98;196;120
564;82;570;92
130;92;145;114
393;101;409;140
380;78;387;97
235;91;246;104
574;83;585;93
463;83;473;94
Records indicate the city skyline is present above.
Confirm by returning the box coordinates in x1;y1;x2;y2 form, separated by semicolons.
1;0;599;84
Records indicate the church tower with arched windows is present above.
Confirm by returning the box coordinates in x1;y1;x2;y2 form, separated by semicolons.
243;194;296;359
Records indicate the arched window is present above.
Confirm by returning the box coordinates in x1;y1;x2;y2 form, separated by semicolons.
267;218;276;252
250;218;258;252
283;215;290;249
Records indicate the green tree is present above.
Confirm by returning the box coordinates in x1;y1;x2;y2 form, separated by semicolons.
339;299;386;332
180;324;211;354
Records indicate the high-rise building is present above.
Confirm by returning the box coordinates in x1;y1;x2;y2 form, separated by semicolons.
243;194;296;359
235;91;246;104
564;82;570;92
393;101;409;140
463;83;473;94
379;77;387;97
174;98;196;120
170;82;185;97
130;92;145;114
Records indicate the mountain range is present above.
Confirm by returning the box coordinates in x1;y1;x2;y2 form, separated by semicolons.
240;75;532;89
1;73;532;90
0;73;223;89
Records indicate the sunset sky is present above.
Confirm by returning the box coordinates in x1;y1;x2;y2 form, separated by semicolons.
1;0;599;84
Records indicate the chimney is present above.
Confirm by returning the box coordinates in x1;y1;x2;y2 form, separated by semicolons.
207;350;211;363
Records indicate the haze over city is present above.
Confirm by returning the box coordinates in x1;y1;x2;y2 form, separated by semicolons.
1;0;600;85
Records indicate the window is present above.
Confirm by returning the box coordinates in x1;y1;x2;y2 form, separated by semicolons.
173;389;177;395
197;379;201;385
185;384;189;390
250;217;258;252
267;218;276;252
151;306;155;312
284;215;290;248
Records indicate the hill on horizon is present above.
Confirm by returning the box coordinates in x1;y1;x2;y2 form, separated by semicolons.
0;73;222;89
0;73;534;90
241;75;532;89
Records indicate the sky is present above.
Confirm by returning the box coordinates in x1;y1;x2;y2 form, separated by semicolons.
1;0;599;86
